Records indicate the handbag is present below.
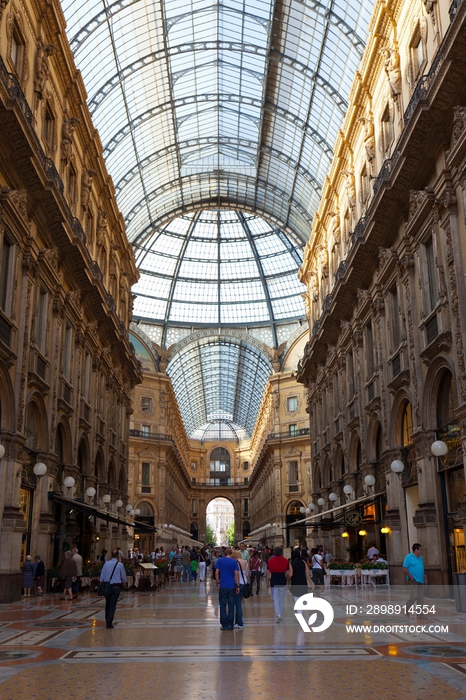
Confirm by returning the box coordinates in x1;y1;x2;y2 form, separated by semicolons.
98;561;119;597
242;582;252;599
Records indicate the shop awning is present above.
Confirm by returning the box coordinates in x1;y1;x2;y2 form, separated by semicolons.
48;492;157;533
287;492;384;527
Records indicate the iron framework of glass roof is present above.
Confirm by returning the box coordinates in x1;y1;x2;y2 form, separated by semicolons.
132;209;305;345
62;0;375;242
167;335;272;439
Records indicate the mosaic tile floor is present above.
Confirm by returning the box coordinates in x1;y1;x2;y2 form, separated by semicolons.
0;579;465;700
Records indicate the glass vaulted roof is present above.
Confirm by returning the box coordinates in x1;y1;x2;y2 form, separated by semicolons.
62;0;375;241
167;336;272;439
132;209;305;340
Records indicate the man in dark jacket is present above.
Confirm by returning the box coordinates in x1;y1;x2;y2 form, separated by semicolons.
34;555;45;595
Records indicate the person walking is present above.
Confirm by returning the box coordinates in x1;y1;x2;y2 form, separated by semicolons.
266;547;289;623
100;548;127;629
34;555;45;595
310;548;326;594
190;556;199;583
172;547;183;582
231;550;248;629
198;548;207;582
250;550;262;596
71;548;83;599
181;546;192;583
403;543;428;618
215;548;240;630
289;549;310;602
22;555;36;597
60;551;78;601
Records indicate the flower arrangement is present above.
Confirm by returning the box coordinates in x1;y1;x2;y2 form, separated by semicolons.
83;563;103;577
327;561;355;570
153;558;170;573
359;562;388;570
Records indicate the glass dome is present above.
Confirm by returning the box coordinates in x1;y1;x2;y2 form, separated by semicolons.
132;209;306;335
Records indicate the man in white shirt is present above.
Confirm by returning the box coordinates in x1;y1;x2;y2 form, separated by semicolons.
367;545;379;559
71;548;83;599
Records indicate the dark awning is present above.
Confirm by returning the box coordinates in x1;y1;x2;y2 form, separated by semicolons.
48;492;157;533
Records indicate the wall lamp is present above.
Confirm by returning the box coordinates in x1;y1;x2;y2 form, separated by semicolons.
343;484;354;500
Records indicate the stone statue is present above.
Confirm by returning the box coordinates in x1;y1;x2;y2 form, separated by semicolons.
318;245;329;278
264;342;287;372
342;169;356;210
0;0;10;24
96;210;108;246
34;42;56;97
358;115;375;168
152;343;175;373
61;117;80;166
81;169;95;211
381;47;402;98
310;272;319;303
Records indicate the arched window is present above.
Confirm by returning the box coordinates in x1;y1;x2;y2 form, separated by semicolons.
287;500;305;516
242;521;251;539
190;521;199;541
136;501;154;526
401;402;413;446
315;467;322;490
25;404;37;449
209;447;230;484
138;501;154;517
210;447;230;472
355;439;362;472
436;371;454;429
108;460;116;488
375;424;382;461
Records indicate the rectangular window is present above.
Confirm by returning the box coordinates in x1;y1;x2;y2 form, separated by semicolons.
333;372;340;414
347;350;355;398
0;238;11;311
83;352;91;401
44;104;54;148
141;462;151;493
425;237;438;312
288;461;299;484
411;33;424;77
381;104;394;153
243;461;249;471
68;165;76;202
141;425;150;437
86;212;94;243
360;165;369;203
243;498;249;516
366;321;375;376
192;499;198;516
322;389;328;427
10;26;24;72
61;325;72;379
289;424;298;437
287;396;298;412
141;396;152;413
36;289;47;354
390;286;401;348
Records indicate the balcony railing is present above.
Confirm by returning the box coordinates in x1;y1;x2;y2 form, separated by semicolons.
190;478;250;487
129;429;173;441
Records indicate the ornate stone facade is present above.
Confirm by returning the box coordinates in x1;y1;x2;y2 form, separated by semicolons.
297;0;466;584
0;0;140;601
